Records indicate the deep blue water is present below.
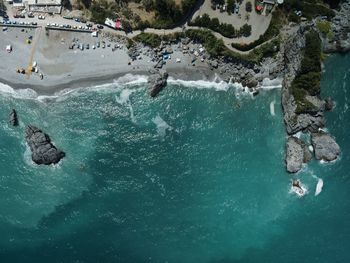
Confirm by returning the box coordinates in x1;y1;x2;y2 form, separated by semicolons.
0;53;349;263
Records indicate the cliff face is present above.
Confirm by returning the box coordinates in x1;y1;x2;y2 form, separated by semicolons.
281;25;340;173
281;26;307;136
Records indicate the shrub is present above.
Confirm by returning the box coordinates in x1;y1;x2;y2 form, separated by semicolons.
133;33;161;48
290;30;322;113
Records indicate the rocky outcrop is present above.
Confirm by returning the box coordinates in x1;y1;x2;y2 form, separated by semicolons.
25;125;65;165
286;137;304;173
323;0;350;53
285;136;312;173
311;132;340;162
281;24;341;172
281;26;308;135
148;70;168;97
9;109;18;126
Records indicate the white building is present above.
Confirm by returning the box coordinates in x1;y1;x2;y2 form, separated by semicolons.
13;0;24;7
25;0;62;13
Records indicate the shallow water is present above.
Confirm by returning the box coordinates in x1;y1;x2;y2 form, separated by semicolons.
0;54;349;262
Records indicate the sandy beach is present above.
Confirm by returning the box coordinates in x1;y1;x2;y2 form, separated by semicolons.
0;27;217;94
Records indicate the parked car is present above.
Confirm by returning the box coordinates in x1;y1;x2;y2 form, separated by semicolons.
97;24;104;29
28;13;34;18
235;6;239;14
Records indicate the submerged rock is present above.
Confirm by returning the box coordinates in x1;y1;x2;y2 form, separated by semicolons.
148;70;168;97
286;137;304;173
9;109;18;126
311;132;340;162
25;125;65;165
325;97;334;111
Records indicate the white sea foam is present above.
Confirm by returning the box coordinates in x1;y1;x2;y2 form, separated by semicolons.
23;143;35;166
292;131;302;139
116;88;137;123
0;82;38;99
168;77;230;91
310;173;324;196
114;74;148;86
152;114;172;137
259;77;283;90
308;145;314;152
270;100;276;116
315;178;324;196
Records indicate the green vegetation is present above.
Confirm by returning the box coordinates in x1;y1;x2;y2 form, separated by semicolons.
316;20;333;39
231;8;285;51
151;0;197;28
283;0;335;21
90;0;114;24
133;33;162;48
88;0;198;30
291;30;322;113
184;29;278;63
189;14;252;38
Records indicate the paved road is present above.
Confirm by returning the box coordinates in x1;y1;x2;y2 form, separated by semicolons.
1;1;273;54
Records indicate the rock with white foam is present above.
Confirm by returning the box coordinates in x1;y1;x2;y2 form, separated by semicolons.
148;70;168;97
25;125;65;165
311;132;340;162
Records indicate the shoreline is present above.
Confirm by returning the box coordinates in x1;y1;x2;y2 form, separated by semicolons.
0;65;221;96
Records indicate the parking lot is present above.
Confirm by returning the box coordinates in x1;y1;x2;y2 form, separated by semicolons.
192;0;272;43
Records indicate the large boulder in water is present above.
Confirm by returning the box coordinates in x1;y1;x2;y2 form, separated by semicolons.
311;132;340;162
285;136;304;173
148;70;168;97
9;109;18;126
25;125;65;165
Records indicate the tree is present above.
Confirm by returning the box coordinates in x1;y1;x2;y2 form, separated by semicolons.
245;1;252;12
61;0;72;10
209;17;220;31
123;20;133;33
227;0;234;14
239;24;251;37
142;0;154;12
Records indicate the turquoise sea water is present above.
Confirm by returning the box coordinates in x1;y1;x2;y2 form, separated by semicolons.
0;54;349;262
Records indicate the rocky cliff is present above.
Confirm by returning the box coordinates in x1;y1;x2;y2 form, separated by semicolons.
282;25;340;173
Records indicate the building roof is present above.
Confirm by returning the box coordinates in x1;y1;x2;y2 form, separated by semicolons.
27;0;61;5
256;5;263;11
263;0;275;4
